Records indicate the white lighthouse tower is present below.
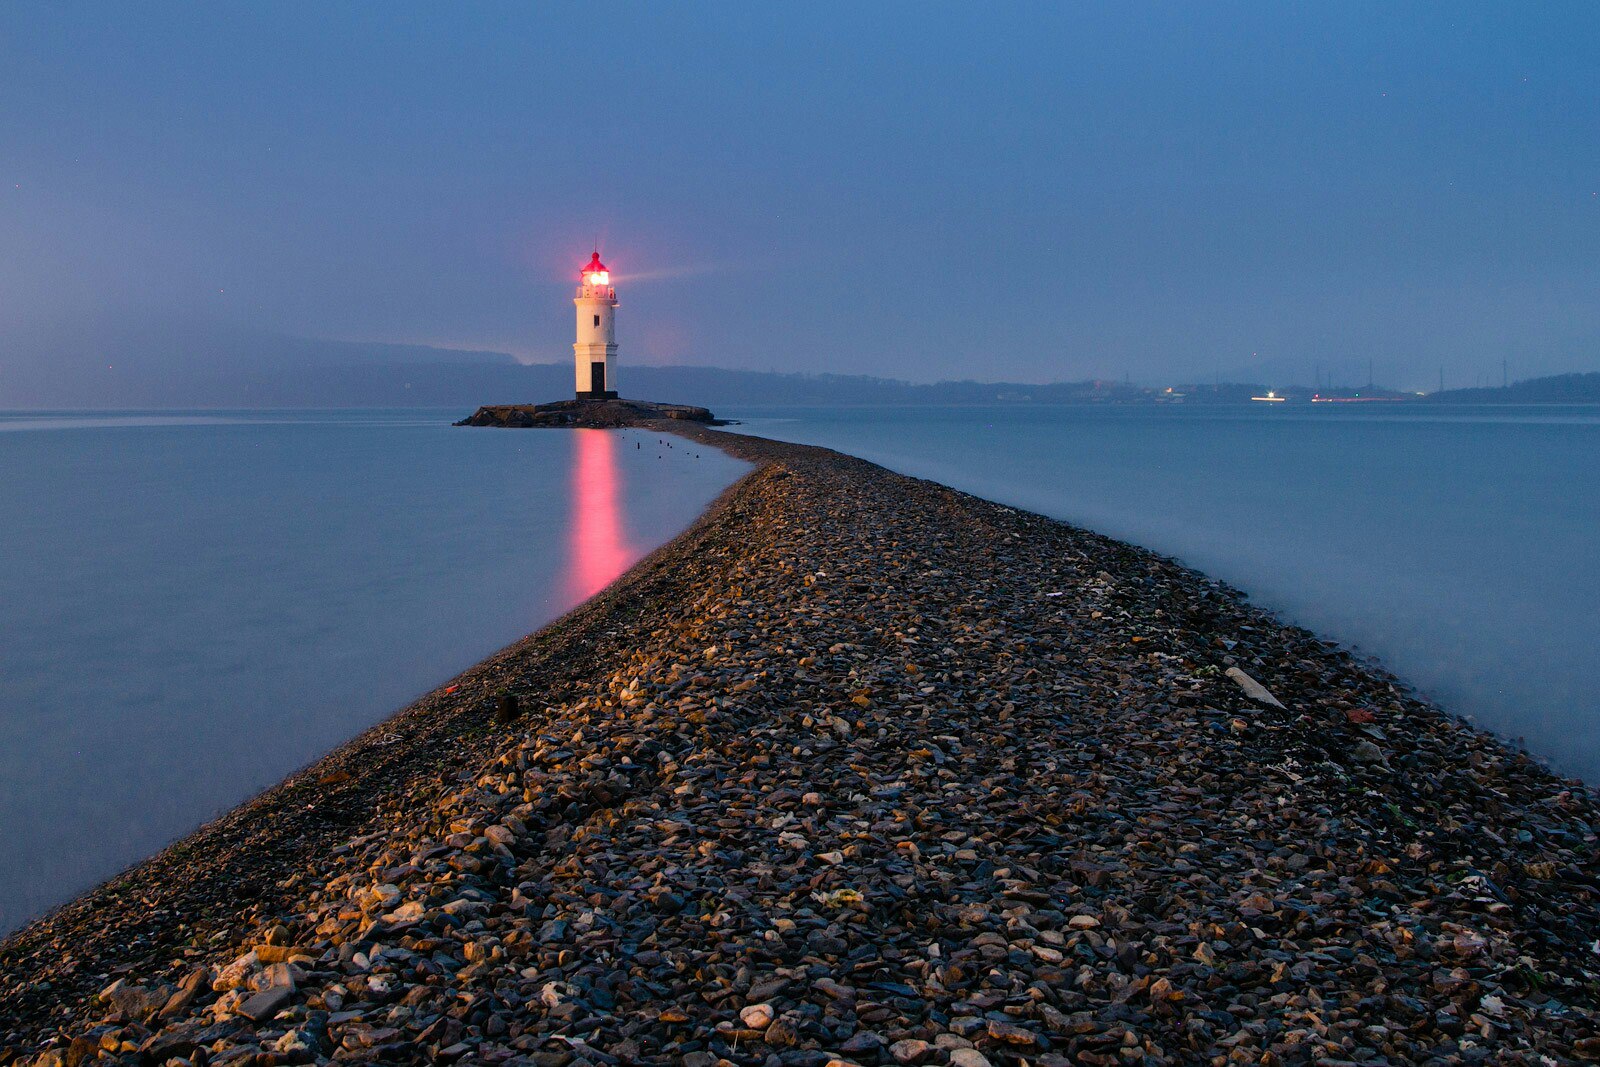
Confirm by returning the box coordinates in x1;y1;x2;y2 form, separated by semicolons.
573;251;619;399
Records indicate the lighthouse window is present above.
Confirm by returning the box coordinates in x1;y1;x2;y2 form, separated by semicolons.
593;314;600;327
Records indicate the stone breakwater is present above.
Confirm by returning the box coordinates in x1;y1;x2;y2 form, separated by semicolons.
2;424;1597;1066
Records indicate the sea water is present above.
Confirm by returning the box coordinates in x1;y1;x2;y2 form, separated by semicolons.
0;410;747;933
729;404;1600;784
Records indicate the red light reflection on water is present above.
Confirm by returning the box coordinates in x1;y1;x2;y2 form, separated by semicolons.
564;429;634;604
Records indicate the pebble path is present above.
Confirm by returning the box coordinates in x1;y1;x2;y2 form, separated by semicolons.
2;425;1596;1065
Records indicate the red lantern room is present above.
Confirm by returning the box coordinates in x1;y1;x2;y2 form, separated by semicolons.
581;252;610;287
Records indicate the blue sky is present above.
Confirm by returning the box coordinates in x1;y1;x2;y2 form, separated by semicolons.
2;3;1597;388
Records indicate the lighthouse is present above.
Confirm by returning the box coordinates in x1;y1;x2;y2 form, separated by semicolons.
573;251;619;400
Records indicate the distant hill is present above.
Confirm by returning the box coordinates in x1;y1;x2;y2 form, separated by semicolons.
1422;372;1600;404
7;319;1593;408
0;318;517;409
624;368;1152;407
196;364;1155;410
0;321;1160;408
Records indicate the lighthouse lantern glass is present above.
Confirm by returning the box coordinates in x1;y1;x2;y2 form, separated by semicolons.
585;270;609;286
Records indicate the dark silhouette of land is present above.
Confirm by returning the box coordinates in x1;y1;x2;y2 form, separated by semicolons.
1421;372;1600;404
4;316;1595;408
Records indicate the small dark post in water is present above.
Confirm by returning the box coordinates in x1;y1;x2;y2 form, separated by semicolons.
495;692;521;725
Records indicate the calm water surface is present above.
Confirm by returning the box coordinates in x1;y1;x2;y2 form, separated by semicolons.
0;410;746;933
730;404;1600;783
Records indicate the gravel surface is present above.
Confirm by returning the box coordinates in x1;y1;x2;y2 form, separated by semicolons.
2;424;1596;1066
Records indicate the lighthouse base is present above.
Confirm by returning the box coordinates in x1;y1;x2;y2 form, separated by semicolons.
575;390;620;401
457;398;721;428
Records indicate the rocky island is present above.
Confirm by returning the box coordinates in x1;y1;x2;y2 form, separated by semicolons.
1;417;1597;1066
456;399;721;430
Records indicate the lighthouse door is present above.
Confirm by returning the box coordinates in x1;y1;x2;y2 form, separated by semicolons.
590;362;606;395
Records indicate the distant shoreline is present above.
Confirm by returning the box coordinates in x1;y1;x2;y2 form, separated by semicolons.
5;396;1600;419
8;365;1599;411
3;419;1596;1062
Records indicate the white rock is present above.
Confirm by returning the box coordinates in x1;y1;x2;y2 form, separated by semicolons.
386;900;426;923
274;1031;313;1055
212;951;261;992
539;981;574;1008
1225;667;1286;708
